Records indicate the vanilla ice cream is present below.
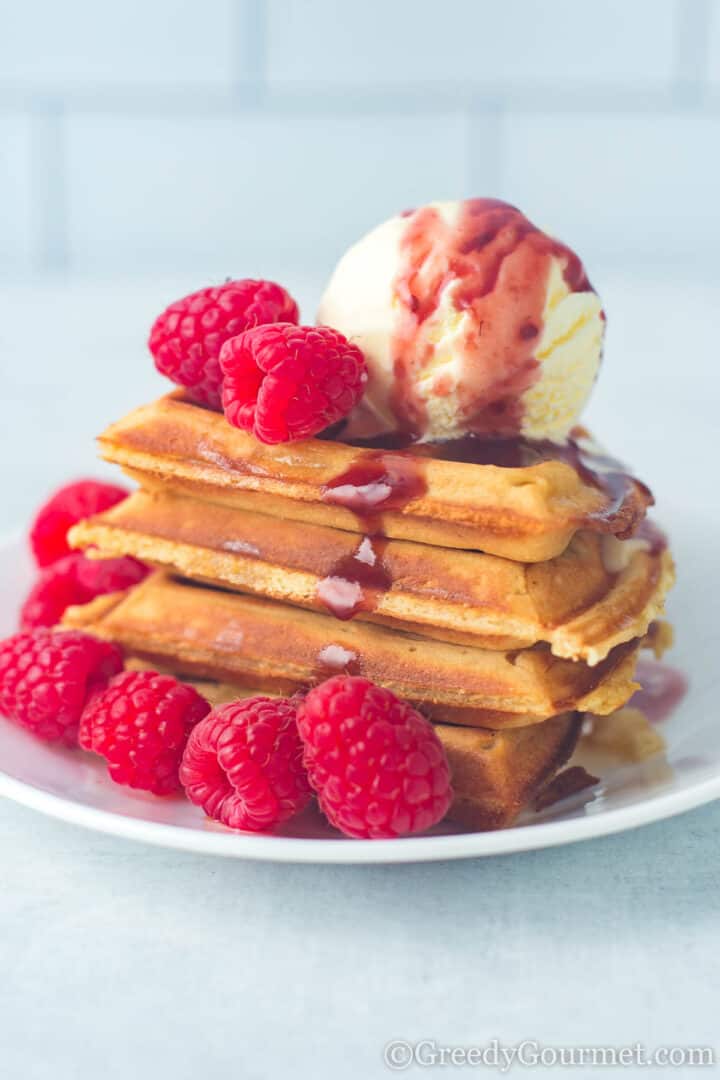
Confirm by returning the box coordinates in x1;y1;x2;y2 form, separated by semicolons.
318;199;605;442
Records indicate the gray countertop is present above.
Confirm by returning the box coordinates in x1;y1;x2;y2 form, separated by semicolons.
2;797;719;1078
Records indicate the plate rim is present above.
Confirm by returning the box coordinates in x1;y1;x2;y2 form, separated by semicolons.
1;534;718;863
2;765;719;864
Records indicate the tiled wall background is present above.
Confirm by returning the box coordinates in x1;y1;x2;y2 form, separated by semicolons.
1;0;719;278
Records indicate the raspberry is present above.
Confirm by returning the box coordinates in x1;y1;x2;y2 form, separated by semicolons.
180;697;312;831
74;552;148;597
20;552;148;630
81;670;210;795
220;323;367;444
149;279;299;409
296;676;452;839
0;629;123;744
30;479;129;567
20;555;87;630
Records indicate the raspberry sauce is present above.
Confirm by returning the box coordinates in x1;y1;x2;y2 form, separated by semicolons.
534;766;600;811
316;536;391;620
323;424;651;528
635;519;668;555
318;453;425;617
322;451;428;514
321;449;429;542
391;198;597;437
630;660;688;724
315;421;651;623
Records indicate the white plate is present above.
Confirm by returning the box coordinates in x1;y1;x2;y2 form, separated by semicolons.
0;524;716;864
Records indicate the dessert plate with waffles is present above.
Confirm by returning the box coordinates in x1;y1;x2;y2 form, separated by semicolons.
0;197;713;863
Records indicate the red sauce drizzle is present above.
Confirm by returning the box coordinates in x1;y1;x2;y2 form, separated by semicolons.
635;519;668;555
318;452;426;619
534;766;600;811
321;424;651;527
317;536;391;620
390;198;597;438
321;450;428;533
316;427;650;623
630;660;688;724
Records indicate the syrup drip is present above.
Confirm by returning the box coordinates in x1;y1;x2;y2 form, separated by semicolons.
322;425;651;528
316;427;650;625
635;519;668;555
630;660;688;725
534;766;600;812
321;450;428;536
319;453;425;620
546;429;652;525
317;536;391;620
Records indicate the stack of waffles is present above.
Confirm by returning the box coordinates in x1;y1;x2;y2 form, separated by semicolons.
65;391;674;831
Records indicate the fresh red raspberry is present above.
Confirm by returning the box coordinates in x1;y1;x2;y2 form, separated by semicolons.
30;479;129;567
20;555;87;630
73;552;148;597
149;279;299;409
180;697;312;831
20;552;148;630
220;323;367;444
80;670;210;795
0;629;123;744
296;676;452;839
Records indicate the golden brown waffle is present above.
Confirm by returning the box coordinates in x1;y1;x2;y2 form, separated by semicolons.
124;661;582;832
98;393;653;562
438;716;582;829
70;489;674;665
62;572;643;728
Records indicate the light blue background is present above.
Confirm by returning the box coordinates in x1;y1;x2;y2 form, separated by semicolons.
0;0;719;277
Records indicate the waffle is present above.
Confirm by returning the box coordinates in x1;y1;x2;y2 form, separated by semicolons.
98;393;653;562
70;489;674;665
124;660;583;832
62;572;644;728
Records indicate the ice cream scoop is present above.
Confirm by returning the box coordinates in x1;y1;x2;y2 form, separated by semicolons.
317;199;605;442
